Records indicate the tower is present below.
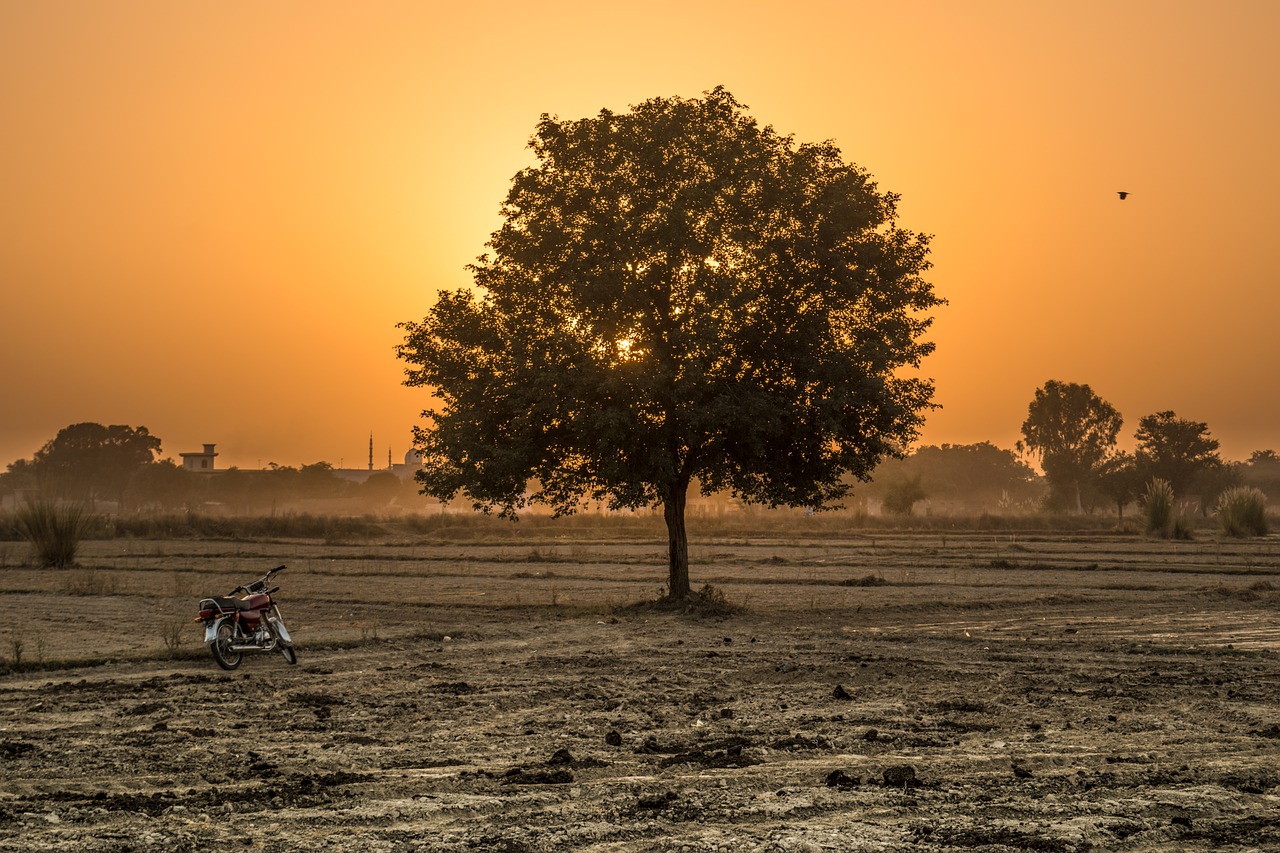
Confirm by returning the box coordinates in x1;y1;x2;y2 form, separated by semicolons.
368;433;374;471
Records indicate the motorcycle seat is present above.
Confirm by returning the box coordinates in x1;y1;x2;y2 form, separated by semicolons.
211;596;256;611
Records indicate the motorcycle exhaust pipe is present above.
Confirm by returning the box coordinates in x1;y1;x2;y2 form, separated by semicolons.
228;641;278;652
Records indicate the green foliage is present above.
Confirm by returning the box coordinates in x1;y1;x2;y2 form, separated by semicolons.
1216;486;1268;537
124;458;196;511
1242;450;1280;502
866;442;1040;511
28;423;161;507
399;87;940;599
1019;381;1122;513
15;500;89;568
1133;410;1224;500
1095;451;1144;521
881;476;927;516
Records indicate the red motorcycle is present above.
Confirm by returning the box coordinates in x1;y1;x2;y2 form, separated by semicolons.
195;565;297;669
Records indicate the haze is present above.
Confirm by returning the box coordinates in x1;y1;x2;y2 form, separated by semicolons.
2;1;1277;470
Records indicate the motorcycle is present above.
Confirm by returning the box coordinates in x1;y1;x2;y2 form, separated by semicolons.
195;565;297;670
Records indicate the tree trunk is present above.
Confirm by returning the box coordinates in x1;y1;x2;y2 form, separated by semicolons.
664;480;690;600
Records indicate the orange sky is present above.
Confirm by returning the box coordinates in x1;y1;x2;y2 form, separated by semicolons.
2;1;1278;470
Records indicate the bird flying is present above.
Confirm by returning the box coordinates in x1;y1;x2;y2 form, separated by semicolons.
1117;191;1129;200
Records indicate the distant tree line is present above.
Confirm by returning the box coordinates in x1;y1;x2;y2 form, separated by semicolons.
854;380;1277;520
3;405;1274;521
0;423;425;514
859;442;1041;515
1017;380;1275;519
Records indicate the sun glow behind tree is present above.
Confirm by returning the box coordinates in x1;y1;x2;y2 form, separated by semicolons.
399;88;941;598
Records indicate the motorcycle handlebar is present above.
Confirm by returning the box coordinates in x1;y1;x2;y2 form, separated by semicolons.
227;565;286;597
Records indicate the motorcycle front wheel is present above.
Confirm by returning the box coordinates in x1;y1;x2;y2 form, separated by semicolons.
211;621;243;670
279;644;298;665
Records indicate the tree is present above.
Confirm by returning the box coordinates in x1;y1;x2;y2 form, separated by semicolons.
361;471;404;506
881;475;927;516
0;458;40;500
28;423;162;508
1243;450;1280;501
398;88;941;599
296;462;346;499
1019;381;1122;513
1094;451;1144;523
124;458;196;511
867;442;1040;511
1133;411;1224;503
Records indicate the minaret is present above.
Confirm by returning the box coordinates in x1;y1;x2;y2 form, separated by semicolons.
388;448;392;470
368;433;374;471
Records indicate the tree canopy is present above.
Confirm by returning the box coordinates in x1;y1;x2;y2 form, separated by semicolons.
399;87;941;598
1019;381;1122;513
27;423;162;507
1243;450;1280;500
1133;410;1225;500
866;442;1039;511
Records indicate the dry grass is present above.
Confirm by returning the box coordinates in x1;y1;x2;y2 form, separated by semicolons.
0;520;1277;669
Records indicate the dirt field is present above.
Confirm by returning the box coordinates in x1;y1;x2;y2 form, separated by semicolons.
2;523;1279;851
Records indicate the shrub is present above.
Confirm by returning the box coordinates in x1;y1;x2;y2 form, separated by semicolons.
1168;515;1196;540
14;500;89;568
1142;479;1174;537
1217;486;1268;537
882;476;927;516
1141;478;1194;539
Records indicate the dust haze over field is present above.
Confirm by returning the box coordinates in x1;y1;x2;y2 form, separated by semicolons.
3;519;1279;851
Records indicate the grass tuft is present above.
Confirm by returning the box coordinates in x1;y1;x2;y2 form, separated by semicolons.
15;500;90;568
1217;486;1268;537
1142;479;1194;539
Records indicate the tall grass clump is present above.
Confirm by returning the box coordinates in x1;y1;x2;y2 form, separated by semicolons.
1141;478;1193;539
15;500;89;568
1217;486;1268;537
1142;479;1174;535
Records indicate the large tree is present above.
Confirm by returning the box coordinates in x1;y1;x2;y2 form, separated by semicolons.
399;88;941;599
1133;410;1225;501
28;422;162;508
1019;381;1122;513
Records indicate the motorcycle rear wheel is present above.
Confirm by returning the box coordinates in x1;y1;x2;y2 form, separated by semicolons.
211;621;243;670
279;644;297;665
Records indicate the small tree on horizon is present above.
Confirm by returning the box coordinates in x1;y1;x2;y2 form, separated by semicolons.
1095;450;1144;523
24;423;162;509
881;475;927;516
1019;381;1123;514
398;87;942;600
1242;450;1280;501
1133;410;1226;509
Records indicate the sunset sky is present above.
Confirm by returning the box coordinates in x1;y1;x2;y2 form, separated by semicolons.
3;1;1277;471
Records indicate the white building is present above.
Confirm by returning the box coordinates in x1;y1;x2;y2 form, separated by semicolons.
180;444;219;472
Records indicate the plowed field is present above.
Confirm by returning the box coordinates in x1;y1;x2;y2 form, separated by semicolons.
2;526;1279;851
